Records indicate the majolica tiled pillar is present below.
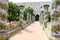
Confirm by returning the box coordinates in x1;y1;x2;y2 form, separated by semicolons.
19;5;24;23
27;12;29;21
20;10;24;22
0;0;8;28
0;0;8;23
0;0;8;40
40;11;44;25
30;14;31;22
44;5;49;28
33;15;35;22
31;14;33;22
31;15;33;22
51;0;60;38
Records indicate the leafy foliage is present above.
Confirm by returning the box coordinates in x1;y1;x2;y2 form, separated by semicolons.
27;7;34;15
47;12;51;22
23;8;27;20
8;2;20;22
23;7;34;20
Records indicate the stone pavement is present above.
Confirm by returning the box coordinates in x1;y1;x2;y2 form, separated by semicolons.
10;21;49;40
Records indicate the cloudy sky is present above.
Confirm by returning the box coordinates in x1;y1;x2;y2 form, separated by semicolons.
9;0;51;3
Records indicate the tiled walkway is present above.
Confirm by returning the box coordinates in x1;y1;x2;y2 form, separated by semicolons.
10;21;49;40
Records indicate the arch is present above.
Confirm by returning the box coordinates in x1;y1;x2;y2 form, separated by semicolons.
35;14;39;21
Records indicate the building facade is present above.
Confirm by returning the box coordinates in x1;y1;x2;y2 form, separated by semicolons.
16;2;51;16
16;2;51;21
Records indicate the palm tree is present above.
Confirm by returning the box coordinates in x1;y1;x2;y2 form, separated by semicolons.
28;7;34;15
23;7;34;22
27;7;34;21
23;8;27;20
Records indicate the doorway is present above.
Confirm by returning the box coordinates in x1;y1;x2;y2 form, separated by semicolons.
35;14;39;21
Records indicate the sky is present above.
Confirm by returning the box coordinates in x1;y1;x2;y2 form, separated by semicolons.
9;0;51;3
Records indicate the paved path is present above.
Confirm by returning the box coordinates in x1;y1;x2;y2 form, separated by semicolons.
10;21;49;40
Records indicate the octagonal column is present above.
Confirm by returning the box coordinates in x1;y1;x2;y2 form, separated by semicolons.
30;14;31;22
51;0;60;38
19;5;24;23
0;0;8;40
43;5;49;28
27;12;29;20
40;11;44;25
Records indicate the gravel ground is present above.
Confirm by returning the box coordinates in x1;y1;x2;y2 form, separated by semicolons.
10;21;49;40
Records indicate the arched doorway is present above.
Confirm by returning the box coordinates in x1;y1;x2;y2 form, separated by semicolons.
35;14;39;21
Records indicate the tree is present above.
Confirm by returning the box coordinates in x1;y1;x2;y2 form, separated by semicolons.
23;7;34;20
27;7;35;20
8;2;20;22
47;12;51;22
27;7;34;16
23;8;27;20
